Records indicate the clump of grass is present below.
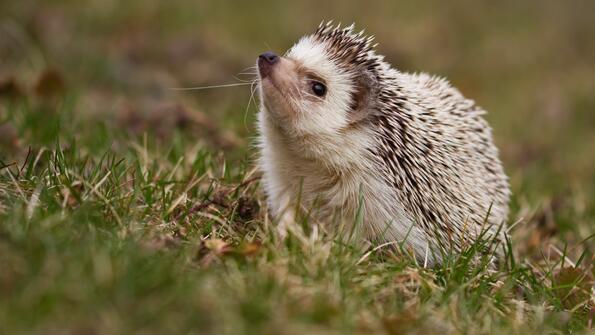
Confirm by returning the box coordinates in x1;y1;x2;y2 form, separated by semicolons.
1;1;594;331
0;94;592;334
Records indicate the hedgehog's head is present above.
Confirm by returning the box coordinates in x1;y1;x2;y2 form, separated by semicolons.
257;22;385;138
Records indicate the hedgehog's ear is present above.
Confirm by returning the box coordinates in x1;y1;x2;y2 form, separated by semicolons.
348;70;380;124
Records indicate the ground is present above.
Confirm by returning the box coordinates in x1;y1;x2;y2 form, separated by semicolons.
0;1;593;334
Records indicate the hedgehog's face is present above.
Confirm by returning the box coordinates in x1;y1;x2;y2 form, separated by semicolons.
257;24;380;137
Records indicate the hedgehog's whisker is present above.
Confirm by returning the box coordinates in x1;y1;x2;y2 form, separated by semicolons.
170;82;253;91
305;91;325;102
237;66;259;76
233;75;258;83
289;81;303;110
244;79;259;130
240;65;258;73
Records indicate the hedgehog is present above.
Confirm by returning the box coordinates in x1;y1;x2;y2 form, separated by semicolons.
255;22;511;266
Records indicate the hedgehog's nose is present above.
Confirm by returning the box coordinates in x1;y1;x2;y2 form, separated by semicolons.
258;51;279;78
259;51;279;64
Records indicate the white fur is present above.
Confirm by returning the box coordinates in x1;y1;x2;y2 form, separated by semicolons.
256;25;509;266
257;36;437;263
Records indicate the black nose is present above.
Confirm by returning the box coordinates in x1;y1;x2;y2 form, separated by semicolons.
257;51;279;78
259;51;279;65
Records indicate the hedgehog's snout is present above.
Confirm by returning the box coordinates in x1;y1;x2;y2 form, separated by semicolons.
258;51;279;78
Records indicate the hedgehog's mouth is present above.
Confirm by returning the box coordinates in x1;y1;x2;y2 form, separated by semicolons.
257;56;302;117
259;78;298;117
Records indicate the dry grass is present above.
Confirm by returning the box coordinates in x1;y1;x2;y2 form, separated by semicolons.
1;1;594;334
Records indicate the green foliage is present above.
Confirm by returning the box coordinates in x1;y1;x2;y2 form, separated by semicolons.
1;1;593;334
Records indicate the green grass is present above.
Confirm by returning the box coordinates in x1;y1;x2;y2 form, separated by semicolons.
1;1;594;334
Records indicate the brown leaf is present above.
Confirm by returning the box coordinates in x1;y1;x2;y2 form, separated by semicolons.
211;188;230;207
239;241;261;256
197;238;233;267
35;69;66;98
141;234;181;252
0;77;24;100
236;196;260;221
382;307;420;335
553;267;592;310
526;198;563;253
118;102;241;148
60;187;78;207
204;238;233;256
0;123;20;149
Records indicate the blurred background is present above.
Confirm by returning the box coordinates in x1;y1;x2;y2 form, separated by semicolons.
1;0;594;249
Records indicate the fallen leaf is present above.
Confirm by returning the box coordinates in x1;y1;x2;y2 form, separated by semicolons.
553;266;592;310
239;241;261;256
236;196;260;221
0;122;20;149
0;76;24;100
35;69;65;98
204;238;232;256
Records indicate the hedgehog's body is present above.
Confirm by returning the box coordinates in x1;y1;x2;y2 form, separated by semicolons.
256;23;510;265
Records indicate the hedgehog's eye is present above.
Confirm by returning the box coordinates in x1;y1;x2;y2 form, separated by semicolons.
311;81;327;97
